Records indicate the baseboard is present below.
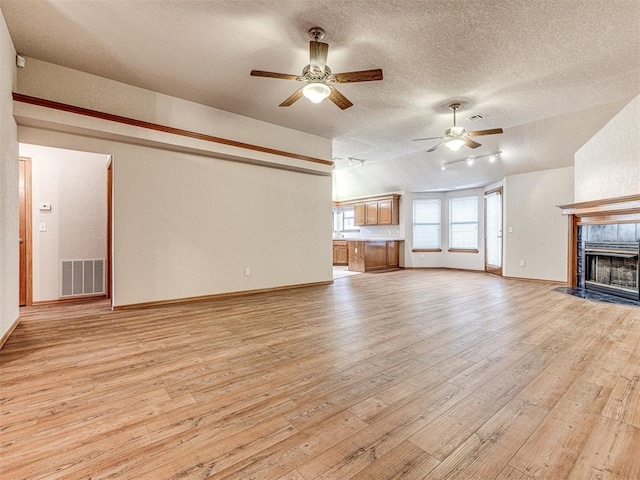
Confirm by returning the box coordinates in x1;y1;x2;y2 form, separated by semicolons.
502;275;567;285
113;280;333;310
32;294;108;306
0;316;21;350
402;266;485;273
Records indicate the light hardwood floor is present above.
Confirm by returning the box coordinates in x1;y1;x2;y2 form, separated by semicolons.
1;269;639;479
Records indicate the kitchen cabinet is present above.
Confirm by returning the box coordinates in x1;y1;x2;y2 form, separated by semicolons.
332;240;348;266
365;202;378;224
354;203;365;226
349;194;400;226
348;240;402;272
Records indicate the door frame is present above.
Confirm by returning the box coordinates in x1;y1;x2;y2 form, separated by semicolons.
484;187;503;276
19;157;33;306
106;156;113;303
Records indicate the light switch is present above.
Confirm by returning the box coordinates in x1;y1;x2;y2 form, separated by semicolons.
39;203;52;211
39;222;46;232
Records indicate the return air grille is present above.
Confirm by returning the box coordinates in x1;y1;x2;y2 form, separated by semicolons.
60;259;105;297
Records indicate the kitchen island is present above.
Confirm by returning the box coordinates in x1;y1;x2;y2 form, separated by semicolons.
346;239;403;272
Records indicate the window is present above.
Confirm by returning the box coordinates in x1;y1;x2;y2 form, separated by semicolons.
342;207;355;231
413;199;441;249
449;196;478;250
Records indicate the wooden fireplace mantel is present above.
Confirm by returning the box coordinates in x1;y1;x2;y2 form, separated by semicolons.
558;194;640;287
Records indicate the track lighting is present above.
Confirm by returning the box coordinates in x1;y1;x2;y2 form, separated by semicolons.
441;151;501;169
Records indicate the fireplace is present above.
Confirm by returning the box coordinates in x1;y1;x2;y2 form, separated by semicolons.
558;194;640;305
583;242;639;300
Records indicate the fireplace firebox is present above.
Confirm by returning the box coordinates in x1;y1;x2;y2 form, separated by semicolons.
583;242;639;300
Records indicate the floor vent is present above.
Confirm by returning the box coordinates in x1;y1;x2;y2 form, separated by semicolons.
61;259;105;297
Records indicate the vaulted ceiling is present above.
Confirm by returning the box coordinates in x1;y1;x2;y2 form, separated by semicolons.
1;0;638;198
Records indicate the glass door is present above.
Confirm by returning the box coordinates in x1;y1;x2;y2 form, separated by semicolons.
485;188;503;275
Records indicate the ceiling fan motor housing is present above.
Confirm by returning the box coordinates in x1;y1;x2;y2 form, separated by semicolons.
446;126;465;137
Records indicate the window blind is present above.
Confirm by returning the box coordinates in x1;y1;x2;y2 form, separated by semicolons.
413;199;441;249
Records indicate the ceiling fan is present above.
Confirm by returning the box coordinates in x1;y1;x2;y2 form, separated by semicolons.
250;27;383;110
414;103;504;152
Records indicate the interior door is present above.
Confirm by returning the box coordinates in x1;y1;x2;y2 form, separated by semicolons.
485;188;503;276
19;157;32;306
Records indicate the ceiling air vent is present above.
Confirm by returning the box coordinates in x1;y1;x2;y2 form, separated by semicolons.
466;113;485;122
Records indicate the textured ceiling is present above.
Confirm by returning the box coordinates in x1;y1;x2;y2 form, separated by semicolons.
1;0;639;197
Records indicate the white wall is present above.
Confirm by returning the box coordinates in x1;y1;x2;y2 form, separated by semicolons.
403;188;486;271
574;95;640;202
0;8;18;342
19;126;332;307
19;144;108;302
503;166;574;281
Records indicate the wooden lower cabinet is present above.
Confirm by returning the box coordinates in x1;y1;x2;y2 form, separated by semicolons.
348;240;401;272
332;240;348;266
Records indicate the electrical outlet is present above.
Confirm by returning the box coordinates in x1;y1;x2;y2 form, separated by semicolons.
520;260;525;267
244;268;250;276
420;254;425;259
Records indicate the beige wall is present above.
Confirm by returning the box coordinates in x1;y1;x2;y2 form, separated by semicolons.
19;144;109;302
18;126;333;307
0;8;18;342
503;166;574;281
575;95;640;202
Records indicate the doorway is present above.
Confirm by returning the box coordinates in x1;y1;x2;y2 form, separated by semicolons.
485;187;503;276
18;145;112;305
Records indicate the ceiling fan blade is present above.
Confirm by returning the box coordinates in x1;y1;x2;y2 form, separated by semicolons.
250;70;301;81
309;41;329;74
328;86;353;110
413;136;445;142
427;141;445;153
279;88;304;107
332;69;384;83
464;138;482;149
467;128;504;137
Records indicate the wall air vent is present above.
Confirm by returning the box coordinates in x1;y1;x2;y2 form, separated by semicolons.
466;113;485;122
60;259;105;297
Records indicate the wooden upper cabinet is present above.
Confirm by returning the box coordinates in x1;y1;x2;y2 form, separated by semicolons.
378;200;392;225
365;201;378;225
343;194;400;226
354;203;366;226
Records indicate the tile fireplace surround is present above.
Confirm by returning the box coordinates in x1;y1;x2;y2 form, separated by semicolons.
559;194;640;302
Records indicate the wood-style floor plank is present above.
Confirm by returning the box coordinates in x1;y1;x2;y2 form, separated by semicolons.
1;269;639;479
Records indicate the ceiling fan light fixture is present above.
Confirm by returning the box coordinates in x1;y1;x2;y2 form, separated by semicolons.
302;82;331;103
445;138;465;151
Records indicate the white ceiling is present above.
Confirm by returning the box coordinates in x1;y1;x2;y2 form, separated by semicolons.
1;0;639;197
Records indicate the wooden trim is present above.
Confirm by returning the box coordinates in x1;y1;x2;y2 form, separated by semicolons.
334;193;401;207
567;214;578;288
32;295;107;306
411;248;442;253
0;316;21;350
484;186;503;196
577;214;640;225
502;275;566;286
12;93;333;167
448;248;479;253
19;157;33;306
558;193;640;211
558;194;640;221
113;281;333;310
106;158;112;301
